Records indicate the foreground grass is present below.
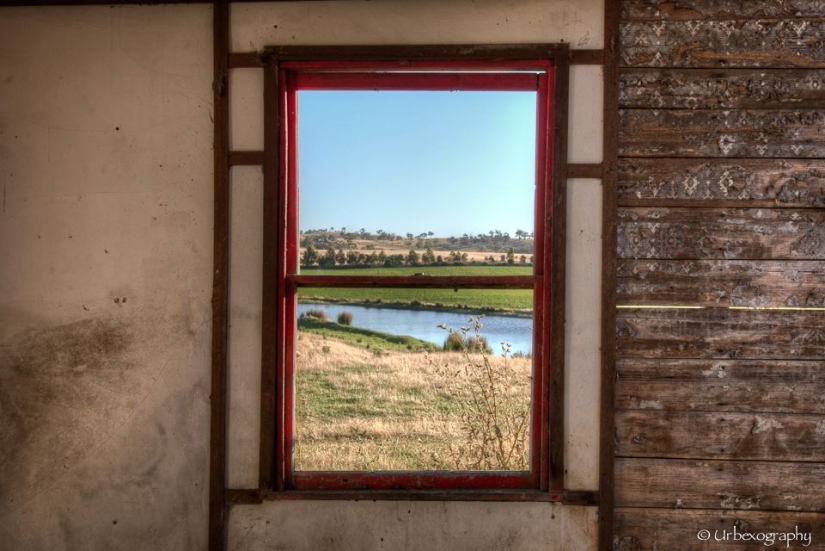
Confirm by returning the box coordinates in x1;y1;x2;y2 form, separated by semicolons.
294;331;531;471
299;265;533;313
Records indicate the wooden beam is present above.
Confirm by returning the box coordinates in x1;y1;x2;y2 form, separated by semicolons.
598;0;620;550
229;151;265;167
568;163;603;179
208;1;229;550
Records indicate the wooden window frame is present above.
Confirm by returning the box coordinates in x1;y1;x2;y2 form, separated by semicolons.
260;44;568;500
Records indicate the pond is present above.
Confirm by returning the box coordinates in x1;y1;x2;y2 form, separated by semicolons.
297;302;533;355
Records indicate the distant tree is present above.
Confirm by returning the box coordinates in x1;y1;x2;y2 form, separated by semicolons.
407;249;419;265
515;229;526;240
302;244;319;266
319;247;337;267
346;250;359;265
507;247;515;264
520;255;527;264
422;247;436;264
335;249;346;265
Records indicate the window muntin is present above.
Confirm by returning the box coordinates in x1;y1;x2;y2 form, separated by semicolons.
276;58;557;492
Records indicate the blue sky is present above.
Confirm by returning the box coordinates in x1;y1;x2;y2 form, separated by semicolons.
297;90;537;237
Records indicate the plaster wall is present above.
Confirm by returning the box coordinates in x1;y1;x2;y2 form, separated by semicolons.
227;1;604;550
0;5;213;550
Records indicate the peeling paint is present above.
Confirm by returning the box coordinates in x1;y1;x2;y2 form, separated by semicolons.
752;415;785;434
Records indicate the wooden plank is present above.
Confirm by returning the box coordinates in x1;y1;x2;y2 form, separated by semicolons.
258;64;279;491
570;49;604;65
618;159;825;208
263;44;570;63
616;410;825;461
600;1;621;550
568;163;603;179
614;508;825;551
618;260;825;308
616;308;825;360
619;20;825;68
615;458;825;511
619;69;825;110
621;0;825;21
619;109;825;158
209;1;229;550
548;51;570;494
617;208;825;260
616;359;825;414
228;151;265;166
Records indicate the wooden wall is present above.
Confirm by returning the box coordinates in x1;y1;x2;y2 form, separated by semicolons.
613;1;825;549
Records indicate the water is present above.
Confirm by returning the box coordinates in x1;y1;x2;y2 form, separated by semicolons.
297;302;533;355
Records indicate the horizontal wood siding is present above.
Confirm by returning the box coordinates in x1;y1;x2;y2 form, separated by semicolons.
616;1;825;547
616;359;825;414
615;458;825;511
617;208;824;260
616;308;824;360
618;260;825;308
618;158;825;208
616;410;825;461
619;109;825;158
619;20;825;69
620;68;825;109
614;508;825;551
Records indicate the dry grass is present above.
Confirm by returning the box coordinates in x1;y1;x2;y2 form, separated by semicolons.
294;331;531;471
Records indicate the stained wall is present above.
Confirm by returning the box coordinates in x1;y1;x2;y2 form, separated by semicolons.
0;5;213;550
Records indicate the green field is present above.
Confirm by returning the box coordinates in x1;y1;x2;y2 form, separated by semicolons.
299;265;533;314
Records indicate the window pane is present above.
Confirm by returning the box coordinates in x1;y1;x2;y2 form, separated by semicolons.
294;290;534;472
296;90;537;274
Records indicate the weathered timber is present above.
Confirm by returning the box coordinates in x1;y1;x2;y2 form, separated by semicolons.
619;20;825;68
615;458;825;511
600;2;621;549
614;508;825;551
621;0;825;21
618;260;825;308
616;358;825;414
616;308;825;360
620;69;825;109
619;109;825;158
618;159;825;208
617;208;825;260
616;410;825;461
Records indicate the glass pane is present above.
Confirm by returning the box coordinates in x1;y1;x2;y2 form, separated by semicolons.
293;290;533;472
296;90;537;275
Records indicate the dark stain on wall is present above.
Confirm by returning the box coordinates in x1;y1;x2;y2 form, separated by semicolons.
0;318;136;512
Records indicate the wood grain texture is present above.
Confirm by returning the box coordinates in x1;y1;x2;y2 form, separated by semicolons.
619;109;825;158
617;208;825;260
620;20;825;68
616;410;825;461
618;260;825;308
618;159;825;208
616;358;825;414
615;458;825;511
616;308;825;360
614;508;825;551
620;68;825;109
621;0;825;21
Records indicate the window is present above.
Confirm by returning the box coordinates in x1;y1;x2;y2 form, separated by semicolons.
262;45;567;496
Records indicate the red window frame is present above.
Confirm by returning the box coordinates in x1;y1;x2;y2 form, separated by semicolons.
261;46;567;498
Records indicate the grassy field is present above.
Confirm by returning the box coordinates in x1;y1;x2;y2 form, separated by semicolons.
294;331;531;472
299;265;534;314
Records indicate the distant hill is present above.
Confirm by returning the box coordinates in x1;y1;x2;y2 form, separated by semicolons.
299;229;534;268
